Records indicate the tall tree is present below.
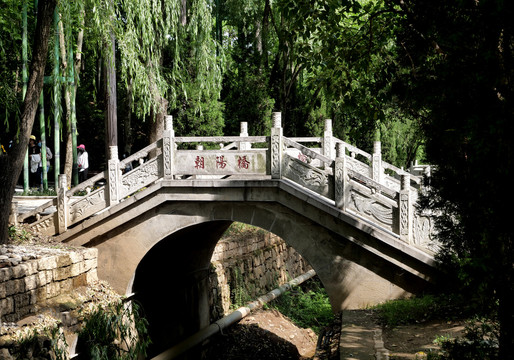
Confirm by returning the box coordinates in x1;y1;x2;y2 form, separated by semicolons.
393;0;514;356
0;0;57;244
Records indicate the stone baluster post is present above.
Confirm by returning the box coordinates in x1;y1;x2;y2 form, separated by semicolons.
163;115;175;180
323;119;333;169
9;201;18;226
399;174;412;243
270;112;283;179
239;122;250;150
57;174;68;234
107;146;120;206
334;142;347;210
372;141;382;183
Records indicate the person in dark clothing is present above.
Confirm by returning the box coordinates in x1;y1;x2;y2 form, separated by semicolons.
28;135;42;188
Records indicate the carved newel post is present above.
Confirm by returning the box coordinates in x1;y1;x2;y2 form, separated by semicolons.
372;141;382;184
239;122;250;150
323;119;333;168
270;112;283;179
57;174;68;234
334;142;347;210
399;174;412;243
107;146;120;206
163;115;175;180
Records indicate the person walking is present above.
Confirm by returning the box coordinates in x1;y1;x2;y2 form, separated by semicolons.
28;135;41;189
38;139;53;186
77;144;89;182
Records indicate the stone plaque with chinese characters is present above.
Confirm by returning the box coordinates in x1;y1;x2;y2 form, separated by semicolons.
174;150;268;175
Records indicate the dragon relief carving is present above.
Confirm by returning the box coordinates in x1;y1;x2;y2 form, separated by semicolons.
347;158;370;177
349;191;393;227
286;159;328;188
69;190;106;221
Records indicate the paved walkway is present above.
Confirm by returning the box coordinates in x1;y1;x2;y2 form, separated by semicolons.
340;310;389;360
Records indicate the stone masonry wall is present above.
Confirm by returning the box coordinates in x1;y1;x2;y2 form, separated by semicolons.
0;245;98;323
209;232;311;320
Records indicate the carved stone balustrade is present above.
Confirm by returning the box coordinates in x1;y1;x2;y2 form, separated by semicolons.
19;111;436;254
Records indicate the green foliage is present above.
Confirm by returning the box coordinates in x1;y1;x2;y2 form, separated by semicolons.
391;0;514;355
230;266;255;309
11;321;68;360
21;188;57;196
8;225;32;244
78;301;150;360
222;65;274;136
430;318;499;360
271;279;333;334
222;222;267;240
372;294;472;328
174;81;225;138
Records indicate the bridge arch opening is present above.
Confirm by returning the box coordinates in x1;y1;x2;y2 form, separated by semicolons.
132;220;232;358
129;211;410;358
80;194;430;357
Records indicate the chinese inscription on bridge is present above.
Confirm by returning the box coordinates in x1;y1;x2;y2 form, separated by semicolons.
194;155;251;170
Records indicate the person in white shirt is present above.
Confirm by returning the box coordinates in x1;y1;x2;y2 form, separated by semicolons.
77;144;89;182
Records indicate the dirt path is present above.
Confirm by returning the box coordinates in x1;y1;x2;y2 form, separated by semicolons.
382;319;466;359
203;309;467;359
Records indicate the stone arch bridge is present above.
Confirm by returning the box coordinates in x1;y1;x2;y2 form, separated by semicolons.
18;113;438;355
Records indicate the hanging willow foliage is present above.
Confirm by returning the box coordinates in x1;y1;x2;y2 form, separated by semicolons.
81;0;222;120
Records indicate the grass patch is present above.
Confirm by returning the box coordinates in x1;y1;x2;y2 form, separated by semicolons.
271;278;333;334
222;222;267;240
372;294;471;328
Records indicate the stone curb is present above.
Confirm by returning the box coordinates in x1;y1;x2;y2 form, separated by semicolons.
373;328;390;360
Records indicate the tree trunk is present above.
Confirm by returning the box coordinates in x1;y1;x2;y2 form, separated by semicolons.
180;0;187;26
59;21;73;186
60;17;84;186
149;96;169;158
124;78;134;155
105;31;118;150
0;0;57;244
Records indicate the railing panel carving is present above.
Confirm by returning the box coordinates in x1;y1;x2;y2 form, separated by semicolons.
282;155;334;199
347;189;397;233
68;188;107;224
120;156;163;198
346;156;371;178
29;213;57;236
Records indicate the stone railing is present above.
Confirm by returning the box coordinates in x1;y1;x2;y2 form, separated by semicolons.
16;112;436;253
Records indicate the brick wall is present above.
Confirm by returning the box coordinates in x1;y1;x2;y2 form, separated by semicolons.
209;232;311;320
0;245;98;323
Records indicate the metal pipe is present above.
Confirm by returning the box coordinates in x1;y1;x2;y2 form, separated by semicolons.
152;269;316;360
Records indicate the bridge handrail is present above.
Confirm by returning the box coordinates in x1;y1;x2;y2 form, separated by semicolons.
17;198;57;222
333;138;372;161
119;139;161;169
174;136;268;144
283;137;334;169
17;114;435;255
66;171;106;198
288;137;322;143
